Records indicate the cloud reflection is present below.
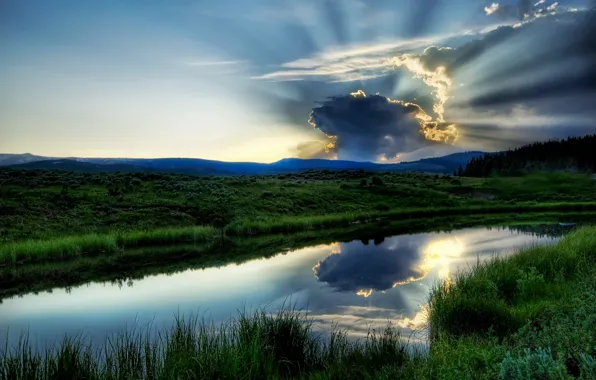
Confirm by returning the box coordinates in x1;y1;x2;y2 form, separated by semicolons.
313;234;466;298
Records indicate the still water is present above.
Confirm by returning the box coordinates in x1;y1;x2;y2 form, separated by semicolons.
0;225;565;349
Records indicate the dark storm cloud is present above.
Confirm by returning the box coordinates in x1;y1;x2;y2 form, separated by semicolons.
307;91;454;161
313;237;425;293
412;10;596;109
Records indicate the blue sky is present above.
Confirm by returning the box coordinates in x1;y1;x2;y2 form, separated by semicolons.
1;0;595;162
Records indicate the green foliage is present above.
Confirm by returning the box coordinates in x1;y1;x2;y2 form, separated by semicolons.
0;226;217;264
1;167;595;245
0;307;411;380
499;348;566;379
580;354;596;378
371;176;383;186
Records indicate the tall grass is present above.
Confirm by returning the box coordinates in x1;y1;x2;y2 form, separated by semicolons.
428;226;596;340
226;202;596;236
0;226;218;265
0;308;412;380
3;205;596;264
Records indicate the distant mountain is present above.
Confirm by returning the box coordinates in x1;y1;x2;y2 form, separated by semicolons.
1;151;486;175
405;151;486;173
0;153;60;166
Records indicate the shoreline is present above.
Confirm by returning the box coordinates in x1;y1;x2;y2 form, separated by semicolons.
2;203;596;265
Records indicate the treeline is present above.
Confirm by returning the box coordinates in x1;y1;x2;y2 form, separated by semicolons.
462;134;596;177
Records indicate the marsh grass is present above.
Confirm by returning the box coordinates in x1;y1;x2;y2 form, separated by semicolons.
0;226;217;265
0;308;412;380
3;227;596;379
428;226;596;340
226;203;596;236
2;213;593;300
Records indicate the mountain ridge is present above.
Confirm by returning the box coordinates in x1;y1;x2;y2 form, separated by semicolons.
0;151;486;175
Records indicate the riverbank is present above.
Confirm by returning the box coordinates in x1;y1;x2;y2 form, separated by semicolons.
2;204;596;265
0;212;585;300
2;168;595;243
2;226;595;379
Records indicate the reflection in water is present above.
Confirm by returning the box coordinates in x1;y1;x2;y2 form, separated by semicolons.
0;225;565;349
314;235;465;298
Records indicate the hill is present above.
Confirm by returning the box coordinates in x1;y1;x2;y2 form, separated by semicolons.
2;151;485;176
463;134;596;177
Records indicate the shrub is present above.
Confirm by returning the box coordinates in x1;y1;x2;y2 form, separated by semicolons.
371;176;384;186
580;354;596;378
516;267;546;300
499;348;566;379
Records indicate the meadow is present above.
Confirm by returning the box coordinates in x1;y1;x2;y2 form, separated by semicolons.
2;226;596;379
1;167;595;261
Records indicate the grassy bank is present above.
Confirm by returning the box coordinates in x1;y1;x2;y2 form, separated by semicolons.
0;226;217;264
425;225;596;378
1;212;594;300
2;204;596;265
1;167;595;244
2;227;596;379
0;307;417;380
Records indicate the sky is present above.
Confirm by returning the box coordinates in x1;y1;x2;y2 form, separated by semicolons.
1;0;595;163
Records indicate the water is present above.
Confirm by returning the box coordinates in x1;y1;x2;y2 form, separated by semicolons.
0;225;566;349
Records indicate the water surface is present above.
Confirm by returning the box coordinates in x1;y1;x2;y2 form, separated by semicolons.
0;225;566;349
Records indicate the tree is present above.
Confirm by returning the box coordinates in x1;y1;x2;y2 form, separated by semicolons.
457;166;464;177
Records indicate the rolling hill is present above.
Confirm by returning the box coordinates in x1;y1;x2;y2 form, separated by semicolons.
1;151;485;176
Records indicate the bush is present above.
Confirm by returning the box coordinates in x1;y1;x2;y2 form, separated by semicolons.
371;176;384;186
580;354;596;378
499;348;566;379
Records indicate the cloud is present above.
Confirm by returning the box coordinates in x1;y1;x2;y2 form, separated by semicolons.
252;34;452;83
253;8;596;159
485;3;501;15
484;0;577;21
306;90;458;161
292;140;337;159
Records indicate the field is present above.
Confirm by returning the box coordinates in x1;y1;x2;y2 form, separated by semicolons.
3;226;596;379
1;168;595;255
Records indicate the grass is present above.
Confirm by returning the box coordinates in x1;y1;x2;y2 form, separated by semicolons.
2;226;596;378
0;307;414;380
0;226;217;264
423;225;596;378
1;212;593;300
1;168;596;244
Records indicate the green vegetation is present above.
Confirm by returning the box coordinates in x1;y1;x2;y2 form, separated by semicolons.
1;167;595;254
1;213;594;301
425;225;596;379
0;307;415;380
463;134;596;176
3;227;596;379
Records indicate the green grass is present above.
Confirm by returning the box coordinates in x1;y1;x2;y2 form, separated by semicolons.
2;226;596;379
2;168;596;244
0;226;217;264
0;307;414;380
423;225;596;378
2;212;594;300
